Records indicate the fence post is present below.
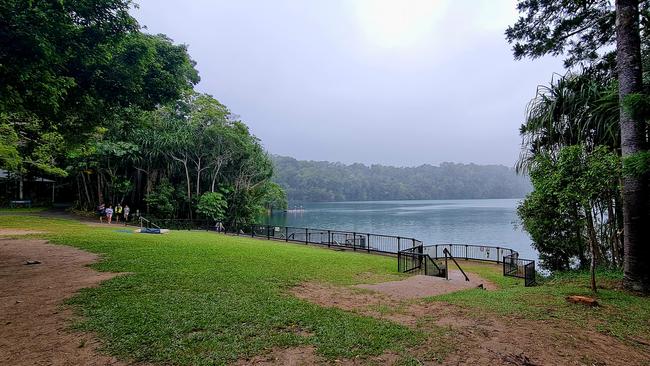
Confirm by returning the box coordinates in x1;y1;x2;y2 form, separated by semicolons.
497;247;501;263
367;233;371;253
352;232;356;251
397;251;401;272
267;225;271;240
465;244;468;260
285;227;288;242
327;230;331;248
305;228;308;244
412;238;415;249
445;250;449;280
397;236;401;253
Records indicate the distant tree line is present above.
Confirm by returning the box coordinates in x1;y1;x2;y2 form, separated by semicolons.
0;0;286;225
272;156;531;202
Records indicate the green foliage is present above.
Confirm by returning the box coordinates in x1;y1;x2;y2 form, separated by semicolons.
518;145;620;271
622;92;650;121
0;0;198;183
258;181;288;211
622;151;650;176
0;119;21;171
516;72;619;172
272;156;531;202
196;192;228;222
506;0;619;68
144;179;176;219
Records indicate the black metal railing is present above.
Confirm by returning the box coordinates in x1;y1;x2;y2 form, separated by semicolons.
397;246;445;277
503;253;536;287
441;248;470;281
423;244;517;264
238;224;422;254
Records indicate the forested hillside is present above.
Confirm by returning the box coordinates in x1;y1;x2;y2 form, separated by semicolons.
272;156;531;202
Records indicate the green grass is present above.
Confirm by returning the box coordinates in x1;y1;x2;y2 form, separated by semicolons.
2;214;649;364
0;215;421;364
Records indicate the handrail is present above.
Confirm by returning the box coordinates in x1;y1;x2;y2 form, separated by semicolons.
443;248;470;282
139;216;160;229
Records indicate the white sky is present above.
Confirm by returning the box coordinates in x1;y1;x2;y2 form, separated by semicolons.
132;0;564;167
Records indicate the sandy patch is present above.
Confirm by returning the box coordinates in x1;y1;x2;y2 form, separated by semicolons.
234;346;401;366
355;271;495;299
0;229;46;235
0;239;129;366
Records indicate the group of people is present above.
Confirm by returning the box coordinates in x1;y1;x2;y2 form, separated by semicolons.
97;203;131;224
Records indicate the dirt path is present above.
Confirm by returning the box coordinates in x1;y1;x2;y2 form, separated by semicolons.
0;238;127;366
289;281;650;366
355;272;496;299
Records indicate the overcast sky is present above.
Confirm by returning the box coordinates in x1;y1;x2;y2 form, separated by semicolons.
132;0;564;167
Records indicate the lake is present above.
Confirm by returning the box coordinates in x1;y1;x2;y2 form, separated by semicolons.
262;199;537;260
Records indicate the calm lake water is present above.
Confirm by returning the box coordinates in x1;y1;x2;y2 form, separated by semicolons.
263;199;537;260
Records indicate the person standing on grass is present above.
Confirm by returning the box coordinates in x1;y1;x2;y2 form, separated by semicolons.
97;203;105;223
123;205;130;225
115;203;123;223
105;205;114;224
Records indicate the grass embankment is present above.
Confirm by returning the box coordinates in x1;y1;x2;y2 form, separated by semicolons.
1;215;648;364
0;215;419;364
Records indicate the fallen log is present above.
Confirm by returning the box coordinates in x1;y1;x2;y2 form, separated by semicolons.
566;295;599;307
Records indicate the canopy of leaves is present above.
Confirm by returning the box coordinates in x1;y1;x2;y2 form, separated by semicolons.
518;145;620;271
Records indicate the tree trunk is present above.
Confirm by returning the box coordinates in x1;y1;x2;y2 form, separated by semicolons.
585;205;599;293
96;172;103;205
210;161;224;192
607;199;618;267
18;174;23;200
616;0;650;292
183;161;192;220
81;172;92;209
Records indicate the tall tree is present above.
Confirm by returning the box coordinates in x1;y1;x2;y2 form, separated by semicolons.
507;0;650;292
616;0;649;292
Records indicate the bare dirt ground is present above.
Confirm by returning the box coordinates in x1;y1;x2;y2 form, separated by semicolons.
0;229;47;236
0;238;128;366
287;281;650;366
356;272;495;299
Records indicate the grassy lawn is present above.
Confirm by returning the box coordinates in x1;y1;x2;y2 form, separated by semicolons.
0;215;420;364
1;214;648;364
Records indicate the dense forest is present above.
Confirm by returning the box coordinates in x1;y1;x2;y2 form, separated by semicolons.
0;0;286;226
272;155;531;202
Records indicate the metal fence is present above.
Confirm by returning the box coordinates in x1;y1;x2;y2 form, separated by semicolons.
239;224;422;254
423;244;517;264
503;253;536;287
397;246;445;277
